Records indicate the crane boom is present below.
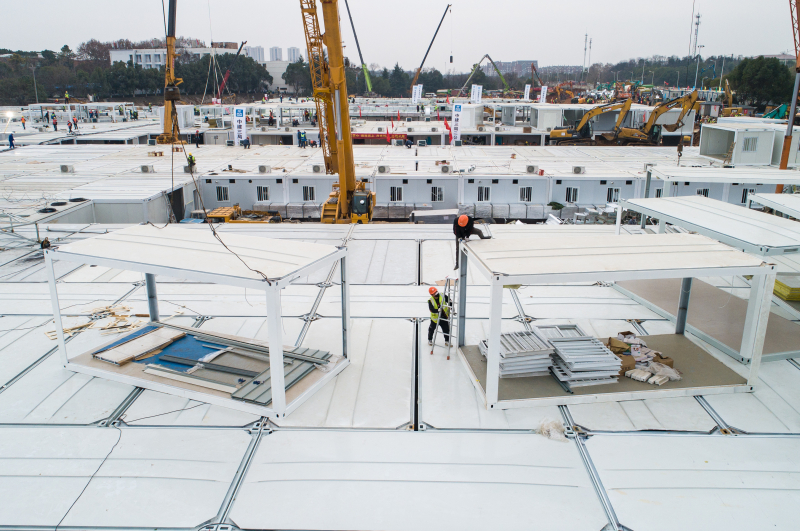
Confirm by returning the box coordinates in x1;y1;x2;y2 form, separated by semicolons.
301;0;372;223
780;0;800;171
457;54;509;96
409;4;451;92
156;0;183;144
217;41;247;101
343;0;372;93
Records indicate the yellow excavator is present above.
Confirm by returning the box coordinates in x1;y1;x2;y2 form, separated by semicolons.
300;0;374;223
550;99;632;146
721;79;744;117
613;91;698;145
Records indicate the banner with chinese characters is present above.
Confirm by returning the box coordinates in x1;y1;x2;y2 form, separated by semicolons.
452;104;463;142
233;107;247;146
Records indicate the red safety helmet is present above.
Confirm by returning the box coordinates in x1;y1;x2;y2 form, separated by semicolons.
428;286;438;295
458;215;469;227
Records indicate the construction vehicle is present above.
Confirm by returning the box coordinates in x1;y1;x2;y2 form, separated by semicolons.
300;0;375;224
613;91;699;145
206;205;282;223
549;99;632;146
342;0;372;93
764;103;789;119
458;54;511;97
216;41;247;103
156;0;183;145
409;4;451;93
547;83;576;104
721;79;744;117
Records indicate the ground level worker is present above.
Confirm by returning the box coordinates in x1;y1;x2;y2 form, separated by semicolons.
453;214;490;269
52;116;58;131
187;153;196;171
8;133;15;149
72;116;78;131
428;286;450;347
195;130;200;148
20;117;25;130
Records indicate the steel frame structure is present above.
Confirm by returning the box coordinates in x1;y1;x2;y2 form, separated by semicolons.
44;233;351;419
456;236;776;410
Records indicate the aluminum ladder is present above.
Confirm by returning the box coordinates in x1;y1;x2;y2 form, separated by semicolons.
430;276;458;360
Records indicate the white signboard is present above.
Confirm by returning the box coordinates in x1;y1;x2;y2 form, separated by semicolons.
523;84;531;101
233;106;247;146
452;104;463;143
412;84;423;104
538;85;548;103
470;84;482;103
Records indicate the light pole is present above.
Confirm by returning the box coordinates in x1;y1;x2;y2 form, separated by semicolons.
676;71;680;87
701;76;708;90
641;61;646;84
693;45;705;88
611;71;618;83
649;71;654;85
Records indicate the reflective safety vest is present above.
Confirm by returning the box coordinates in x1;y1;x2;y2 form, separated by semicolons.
429;294;449;323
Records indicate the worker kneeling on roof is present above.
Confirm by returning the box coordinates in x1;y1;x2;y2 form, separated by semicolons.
453;214;490;269
428;286;450;347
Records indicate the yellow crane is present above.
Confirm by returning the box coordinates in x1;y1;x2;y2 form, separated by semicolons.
614;91;698;145
300;0;374;223
156;0;183;145
549;99;632;145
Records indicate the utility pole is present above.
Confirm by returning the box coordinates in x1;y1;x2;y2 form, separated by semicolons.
581;33;588;82
587;38;592;84
694;45;704;88
641;61;645;84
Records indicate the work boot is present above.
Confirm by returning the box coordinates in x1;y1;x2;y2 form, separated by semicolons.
428;340;432;346
445;342;450;347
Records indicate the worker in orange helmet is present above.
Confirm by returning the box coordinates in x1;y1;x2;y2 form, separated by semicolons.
427;286;450;347
453;214;490;269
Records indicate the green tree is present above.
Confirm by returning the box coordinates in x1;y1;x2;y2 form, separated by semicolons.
418;68;444;93
389;63;409;96
283;58;311;95
372;76;390;96
727;56;793;110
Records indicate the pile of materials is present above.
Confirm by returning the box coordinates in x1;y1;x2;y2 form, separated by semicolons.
479;330;554;378
605;331;682;385
774;276;800;301
549;336;622;389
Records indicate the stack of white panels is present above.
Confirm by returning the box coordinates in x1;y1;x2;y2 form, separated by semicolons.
479;330;554;378
549;337;621;389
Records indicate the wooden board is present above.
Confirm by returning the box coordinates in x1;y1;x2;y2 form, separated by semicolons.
94;328;186;365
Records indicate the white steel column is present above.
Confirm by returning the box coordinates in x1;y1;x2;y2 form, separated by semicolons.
45;251;68;366
743;270;776;385
457;248;468;347
145;273;160;321
615;204;623;235
485;277;503;407
266;284;287;416
340;255;350;359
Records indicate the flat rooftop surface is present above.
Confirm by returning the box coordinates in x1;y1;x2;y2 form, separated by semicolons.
0;222;799;530
750;192;800;219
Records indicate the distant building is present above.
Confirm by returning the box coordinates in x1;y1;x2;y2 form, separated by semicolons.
109;45;256;69
212;42;238;50
270;47;283;61
482;60;538;77
244;45;265;63
287;47;301;63
758;54;794;67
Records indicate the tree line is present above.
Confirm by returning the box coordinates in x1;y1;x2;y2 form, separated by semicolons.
0;38;273;105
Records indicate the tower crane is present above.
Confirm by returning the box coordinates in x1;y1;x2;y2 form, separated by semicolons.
409;4;451;93
157;0;183;144
300;0;374;223
779;0;800;172
343;0;372;94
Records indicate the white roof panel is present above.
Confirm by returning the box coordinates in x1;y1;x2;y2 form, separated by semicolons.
749;192;800;219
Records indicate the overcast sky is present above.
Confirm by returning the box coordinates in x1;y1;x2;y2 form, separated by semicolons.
3;0;793;72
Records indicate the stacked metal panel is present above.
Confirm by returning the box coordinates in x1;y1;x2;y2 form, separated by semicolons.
549;337;621;389
478;330;554;378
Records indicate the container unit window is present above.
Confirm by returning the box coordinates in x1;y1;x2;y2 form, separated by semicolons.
606;188;620;202
477;186;491;202
565;187;579;203
519;187;532;202
655;188;663;198
431;187;444;202
302;186;315;201
742;137;758;152
390;186;403;202
257;186;269;202
216;186;229;202
696;188;710;197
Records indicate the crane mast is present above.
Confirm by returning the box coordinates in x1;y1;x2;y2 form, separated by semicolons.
301;0;370;223
157;0;183;145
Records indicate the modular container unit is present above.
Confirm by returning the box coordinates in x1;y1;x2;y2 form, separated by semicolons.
764;124;800;167
201;175;289;212
158;105;195;132
550;174;640;207
530;106;563;132
699;123;775;166
373;175;460;214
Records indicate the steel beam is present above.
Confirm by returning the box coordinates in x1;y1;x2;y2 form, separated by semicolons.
675;277;692;335
145;273;159;322
458;247;468;347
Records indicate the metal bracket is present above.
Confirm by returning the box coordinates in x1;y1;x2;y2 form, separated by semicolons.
301;312;320;323
192;315;213;328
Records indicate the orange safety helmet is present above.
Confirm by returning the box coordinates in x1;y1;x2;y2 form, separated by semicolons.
428;286;438;296
458;214;469;227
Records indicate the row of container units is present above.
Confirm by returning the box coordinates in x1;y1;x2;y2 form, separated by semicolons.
699;122;800;167
197;172;780;221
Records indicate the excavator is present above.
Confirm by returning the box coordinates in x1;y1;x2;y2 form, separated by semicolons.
300;0;374;223
612;90;699;145
156;0;183;144
721;79;744;117
549;99;632;146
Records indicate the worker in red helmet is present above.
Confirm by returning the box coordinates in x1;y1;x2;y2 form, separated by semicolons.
453;214;490;269
427;286;450;347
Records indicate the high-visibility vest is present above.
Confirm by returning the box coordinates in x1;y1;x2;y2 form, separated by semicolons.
429;294;449;323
